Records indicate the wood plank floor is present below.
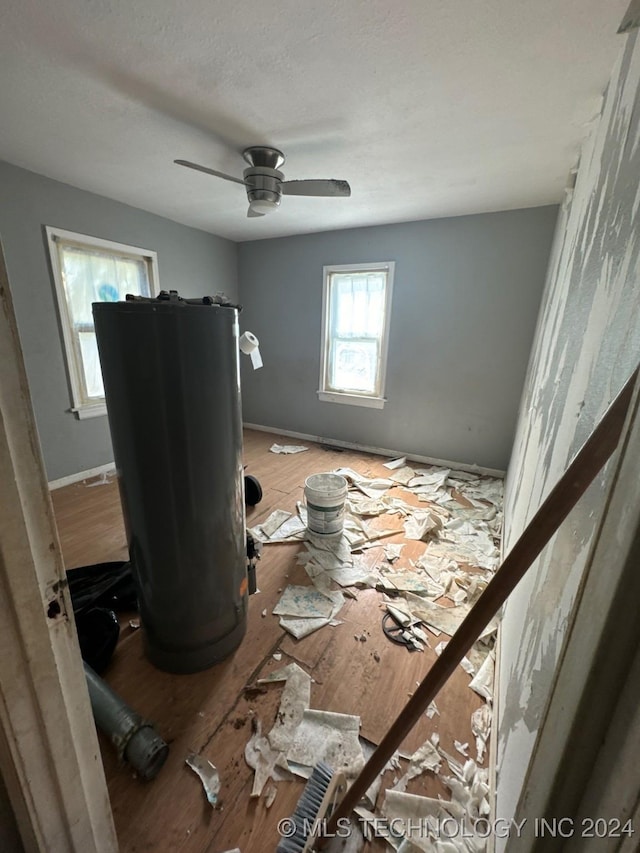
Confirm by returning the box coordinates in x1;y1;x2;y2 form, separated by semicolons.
51;429;489;853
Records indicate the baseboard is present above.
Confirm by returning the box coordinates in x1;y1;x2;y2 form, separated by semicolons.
243;422;505;478
47;429;505;491
48;462;115;491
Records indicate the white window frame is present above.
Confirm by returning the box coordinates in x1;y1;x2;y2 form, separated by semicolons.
318;261;395;409
46;226;159;420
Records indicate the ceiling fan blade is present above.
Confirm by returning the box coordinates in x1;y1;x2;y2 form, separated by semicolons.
247;206;266;218
281;179;351;197
174;159;246;186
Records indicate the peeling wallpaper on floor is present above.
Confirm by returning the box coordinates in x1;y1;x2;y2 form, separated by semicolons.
495;29;640;847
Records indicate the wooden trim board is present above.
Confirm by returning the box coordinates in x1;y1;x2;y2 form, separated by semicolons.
49;462;115;491
0;238;117;853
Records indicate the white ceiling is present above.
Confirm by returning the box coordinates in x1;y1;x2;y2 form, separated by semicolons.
0;0;629;242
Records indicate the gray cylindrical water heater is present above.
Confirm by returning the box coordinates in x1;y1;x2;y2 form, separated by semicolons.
93;292;247;674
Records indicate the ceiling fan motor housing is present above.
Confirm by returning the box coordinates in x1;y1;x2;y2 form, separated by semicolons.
243;166;283;207
174;145;350;216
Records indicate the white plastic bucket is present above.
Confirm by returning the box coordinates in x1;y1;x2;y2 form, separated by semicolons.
304;472;348;536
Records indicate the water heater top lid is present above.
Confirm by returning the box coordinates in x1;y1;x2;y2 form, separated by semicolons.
127;290;241;310
92;289;242;316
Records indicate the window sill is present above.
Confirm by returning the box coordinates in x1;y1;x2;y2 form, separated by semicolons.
71;403;108;420
317;390;386;410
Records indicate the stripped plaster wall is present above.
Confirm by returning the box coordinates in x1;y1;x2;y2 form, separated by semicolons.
497;30;640;846
238;206;557;471
0;160;238;482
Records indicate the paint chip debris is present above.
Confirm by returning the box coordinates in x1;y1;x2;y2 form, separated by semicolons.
471;704;492;764
383;456;407;470
454;740;470;757
185;753;220;806
469;653;495;703
287;709;365;780
239;458;503;828
264;782;277;808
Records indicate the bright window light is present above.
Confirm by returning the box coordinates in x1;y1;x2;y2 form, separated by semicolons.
46;227;159;418
319;262;394;409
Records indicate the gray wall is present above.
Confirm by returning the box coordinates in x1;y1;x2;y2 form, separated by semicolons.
497;30;640;847
238;207;557;470
0;160;238;481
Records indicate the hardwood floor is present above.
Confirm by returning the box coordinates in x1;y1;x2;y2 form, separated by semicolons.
51;429;488;853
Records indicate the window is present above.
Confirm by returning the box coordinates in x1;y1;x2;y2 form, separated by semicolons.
318;262;394;409
46;227;159;419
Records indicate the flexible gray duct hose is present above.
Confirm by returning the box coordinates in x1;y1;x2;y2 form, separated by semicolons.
84;662;168;780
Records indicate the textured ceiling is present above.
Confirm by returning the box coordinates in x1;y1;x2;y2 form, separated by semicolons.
0;0;629;241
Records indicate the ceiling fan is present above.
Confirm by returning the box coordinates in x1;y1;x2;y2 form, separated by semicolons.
175;146;351;218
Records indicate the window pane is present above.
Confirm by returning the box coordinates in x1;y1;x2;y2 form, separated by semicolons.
61;246;150;323
61;249;97;324
329;339;379;394
78;331;104;399
58;242;151;403
114;257;149;298
321;263;392;403
332;273;385;339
